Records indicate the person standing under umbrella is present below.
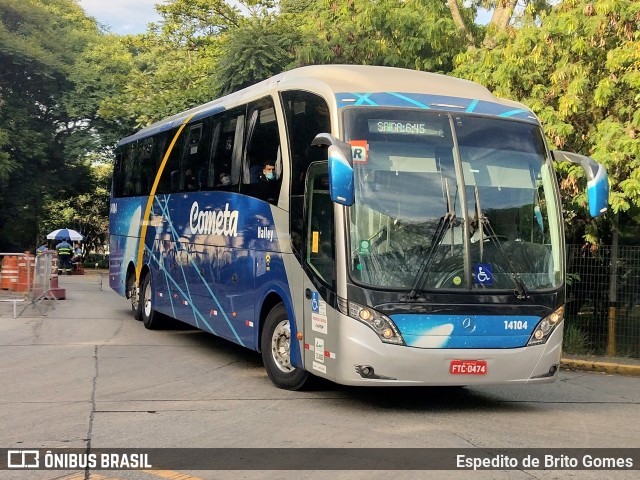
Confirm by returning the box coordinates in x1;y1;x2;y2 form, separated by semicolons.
56;237;73;275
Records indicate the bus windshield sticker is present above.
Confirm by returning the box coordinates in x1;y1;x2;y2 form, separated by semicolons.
358;240;371;255
311;231;320;253
474;263;493;285
315;337;325;363
350;140;368;163
311;292;328;334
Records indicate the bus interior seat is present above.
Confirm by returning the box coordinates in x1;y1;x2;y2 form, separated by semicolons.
249;164;262;183
170;170;180;191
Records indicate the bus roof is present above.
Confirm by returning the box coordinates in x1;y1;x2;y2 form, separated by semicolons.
117;65;534;146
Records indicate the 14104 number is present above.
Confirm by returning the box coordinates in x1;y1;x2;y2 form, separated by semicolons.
504;320;528;330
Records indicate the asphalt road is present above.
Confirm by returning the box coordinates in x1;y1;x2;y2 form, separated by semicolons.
0;273;639;480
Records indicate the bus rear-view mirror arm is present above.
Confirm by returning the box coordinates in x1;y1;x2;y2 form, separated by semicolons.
312;133;355;206
551;150;609;217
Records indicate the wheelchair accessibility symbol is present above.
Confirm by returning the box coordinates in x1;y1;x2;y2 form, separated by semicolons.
311;292;320;313
474;263;493;285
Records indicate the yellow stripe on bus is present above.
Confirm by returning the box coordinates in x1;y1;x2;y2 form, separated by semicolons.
135;114;195;282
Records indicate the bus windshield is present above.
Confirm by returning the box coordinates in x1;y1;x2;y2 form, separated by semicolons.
344;109;562;293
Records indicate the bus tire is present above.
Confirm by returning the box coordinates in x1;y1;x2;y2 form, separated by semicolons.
128;274;142;321
261;304;309;390
141;273;161;330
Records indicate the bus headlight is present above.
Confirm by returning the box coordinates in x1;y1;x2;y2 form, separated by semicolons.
527;306;564;346
348;302;405;345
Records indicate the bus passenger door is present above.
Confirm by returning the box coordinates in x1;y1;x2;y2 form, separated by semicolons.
302;163;337;381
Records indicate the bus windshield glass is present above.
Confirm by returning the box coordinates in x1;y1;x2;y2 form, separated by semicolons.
343;109;562;293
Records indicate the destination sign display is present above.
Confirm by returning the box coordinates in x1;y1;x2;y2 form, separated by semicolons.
368;119;444;136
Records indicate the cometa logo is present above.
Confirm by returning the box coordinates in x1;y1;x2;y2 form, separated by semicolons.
189;201;239;237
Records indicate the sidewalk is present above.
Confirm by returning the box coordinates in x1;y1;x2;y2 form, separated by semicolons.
561;354;640;377
2;272;639;377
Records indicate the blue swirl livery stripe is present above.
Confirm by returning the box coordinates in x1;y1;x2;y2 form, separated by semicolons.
391;314;540;349
336;92;538;123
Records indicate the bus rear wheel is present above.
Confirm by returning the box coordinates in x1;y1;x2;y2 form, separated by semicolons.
127;274;142;321
140;273;162;330
261;304;309;390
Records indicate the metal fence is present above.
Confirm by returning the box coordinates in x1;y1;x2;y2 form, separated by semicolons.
565;244;640;358
0;251;57;318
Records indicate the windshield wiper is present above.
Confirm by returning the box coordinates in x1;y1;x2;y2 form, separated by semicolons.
407;179;455;300
473;185;529;300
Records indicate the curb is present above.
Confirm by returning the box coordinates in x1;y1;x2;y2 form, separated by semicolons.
560;358;640;377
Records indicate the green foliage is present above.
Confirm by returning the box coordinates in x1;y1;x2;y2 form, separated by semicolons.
39;161;112;255
563;323;592;355
215;15;300;95
454;0;640;243
295;0;465;72
0;0;104;251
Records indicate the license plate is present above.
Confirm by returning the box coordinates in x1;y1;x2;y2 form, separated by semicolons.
450;359;487;375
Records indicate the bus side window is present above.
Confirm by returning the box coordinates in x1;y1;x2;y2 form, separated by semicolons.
305;164;335;287
139;137;154;195
281;90;331;258
208;107;245;191
179;123;206;192
281;91;331;196
242;97;282;204
156;128;183;194
122;142;139;197
204;120;221;189
112;149;125;197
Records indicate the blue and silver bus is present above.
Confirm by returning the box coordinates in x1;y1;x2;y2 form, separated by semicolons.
109;65;608;389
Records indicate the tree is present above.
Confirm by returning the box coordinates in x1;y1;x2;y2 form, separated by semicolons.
447;0;553;48
294;0;465;72
39;159;112;256
215;14;301;95
0;0;102;251
81;0;245;129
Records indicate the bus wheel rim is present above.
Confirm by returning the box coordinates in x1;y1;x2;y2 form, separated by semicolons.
144;282;152;317
271;319;293;373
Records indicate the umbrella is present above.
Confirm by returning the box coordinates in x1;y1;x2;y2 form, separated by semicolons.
46;228;84;242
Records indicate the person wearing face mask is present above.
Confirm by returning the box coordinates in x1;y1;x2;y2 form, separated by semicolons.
219;172;231;186
259;160;276;183
256;160;279;203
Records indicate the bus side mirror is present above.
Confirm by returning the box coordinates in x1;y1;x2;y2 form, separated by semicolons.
552;150;609;217
312;133;354;206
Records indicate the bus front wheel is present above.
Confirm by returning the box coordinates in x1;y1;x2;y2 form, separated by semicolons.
261;304;309;390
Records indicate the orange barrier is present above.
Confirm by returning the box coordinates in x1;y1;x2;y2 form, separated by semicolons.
16;253;35;292
1;255;18;290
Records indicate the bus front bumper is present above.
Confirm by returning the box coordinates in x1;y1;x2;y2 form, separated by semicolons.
328;317;563;387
